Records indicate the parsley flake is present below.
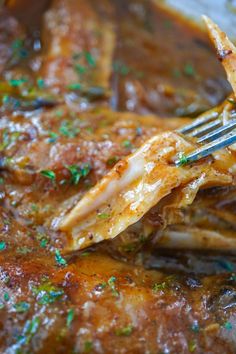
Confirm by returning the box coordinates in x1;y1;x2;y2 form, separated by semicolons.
108;276;119;297
14;301;30;313
188;340;197;352
32;282;64;305
40;170;56;180
152;282;166;293
97;213;110;219
115;324;133;336
55;249;67;266
223;321;233;331
122;140;132;148
4;292;10;302
84;340;93;353
0;241;6;251
66;309;75;327
37;78;45;89
178;153;188;166
184;63;196;77
66;164;91;184
67;83;82;91
84;51;96;67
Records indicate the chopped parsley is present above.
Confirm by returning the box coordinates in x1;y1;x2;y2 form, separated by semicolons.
55;249;67;266
14;301;30;313
97;213;110;219
32;282;64;305
74;64;87;75
107;156;119;166
173;68;181;78
122;139;132;148
67;83;82;91
183;63;196;77
8;77;27;87
0;241;6;251
188;340;197;352
40;239;48;248
178;153;188;166
191;322;200;333
59;121;80;138
37;78;45;89
152;282;166;293
66;163;91;184
47;132;59;143
108;276;119;297
84;51;96;67
66;309;75;327
115;324;133;336
113;60;130;76
84;340;93;353
11;38;28;62
4;292;10;302
40;170;56;180
223;321;233;331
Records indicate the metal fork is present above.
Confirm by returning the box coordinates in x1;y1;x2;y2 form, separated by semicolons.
175;111;236;166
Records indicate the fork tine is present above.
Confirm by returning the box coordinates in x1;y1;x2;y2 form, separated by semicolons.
188;118;222;138
198;119;236;143
175;129;236;166
177;111;219;135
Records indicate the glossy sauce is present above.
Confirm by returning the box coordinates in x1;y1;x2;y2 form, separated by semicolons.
0;1;236;353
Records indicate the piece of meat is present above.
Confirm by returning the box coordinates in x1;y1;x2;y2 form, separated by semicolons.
0;103;185;226
0;208;236;354
0;7;26;74
40;0;115;96
58;128;235;251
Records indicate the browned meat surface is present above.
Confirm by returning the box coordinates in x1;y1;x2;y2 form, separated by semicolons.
0;1;236;353
0;208;236;354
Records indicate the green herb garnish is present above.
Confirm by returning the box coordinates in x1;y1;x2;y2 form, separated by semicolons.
108;276;119;297
8;77;27;87
74;64;87;75
37;78;45;89
84;51;96;67
115;324;133;336
107;156;119;166
32;282;64;305
59;121;80;138
55;249;67;266
97;213;110;219
67;83;82;91
0;241;6;251
14;301;30;313
122;140;132;148
66;163;91;184
191;323;200;333
178;153;188;166
184;63;196;77
66;309;75;327
152;282;166;293
40;239;48;248
4;292;10;302
188;340;197;352
84;340;93;353
223;321;233;331
47;132;59;143
40;170;56;180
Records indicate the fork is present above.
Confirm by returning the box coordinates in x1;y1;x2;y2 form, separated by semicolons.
175;110;236;166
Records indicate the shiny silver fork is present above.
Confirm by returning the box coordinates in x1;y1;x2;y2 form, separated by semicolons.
175;111;236;166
